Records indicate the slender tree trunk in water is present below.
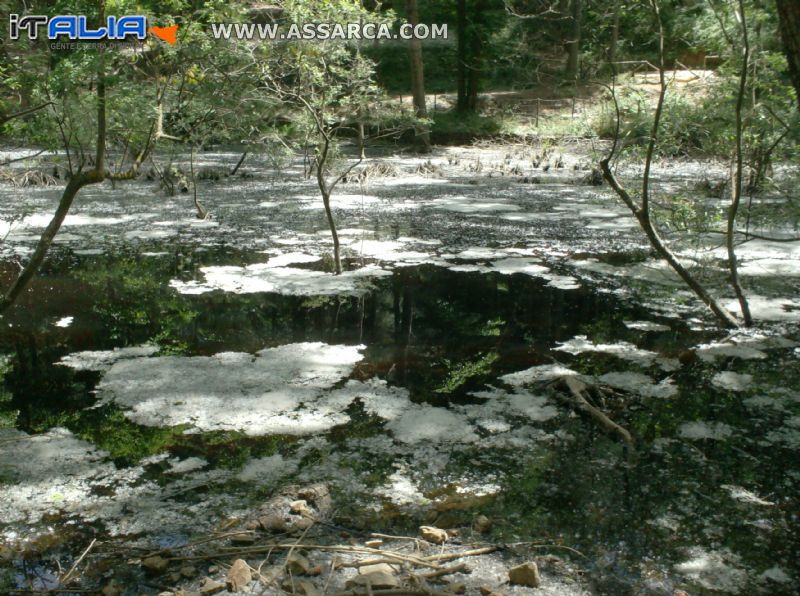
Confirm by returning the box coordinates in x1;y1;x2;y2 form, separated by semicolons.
776;0;800;110
357;122;366;159
315;136;342;275
0;174;102;314
405;0;430;151
322;190;341;275
190;146;209;220
565;0;582;78
456;0;468;112
229;151;248;176
728;0;752;325
600;0;740;329
0;0;108;316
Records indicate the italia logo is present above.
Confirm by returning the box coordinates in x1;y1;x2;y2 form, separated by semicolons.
9;15;178;45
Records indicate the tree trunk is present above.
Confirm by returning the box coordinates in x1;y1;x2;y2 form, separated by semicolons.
315;137;342;275
456;0;468;112
405;0;430;150
466;0;486;112
0;173;101;314
0;0;108;316
229;151;248;176
321;190;341;275
728;0;753;326
565;0;582;78
609;0;620;66
776;0;800;110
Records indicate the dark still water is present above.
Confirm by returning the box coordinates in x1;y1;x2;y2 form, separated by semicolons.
0;244;797;594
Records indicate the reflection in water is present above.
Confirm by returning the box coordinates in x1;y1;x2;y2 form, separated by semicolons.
0;246;798;593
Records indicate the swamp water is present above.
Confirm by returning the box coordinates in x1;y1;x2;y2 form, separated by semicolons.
0;148;797;594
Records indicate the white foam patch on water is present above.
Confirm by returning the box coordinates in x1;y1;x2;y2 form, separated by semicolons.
506;392;560;421
53;316;73;328
695;341;768;362
674;547;747;593
264;252;320;267
624;320;671;332
458;387;559;425
433;195;521;213
598;371;678;398
58;345;160;372
571;258;683;286
166;457;208;475
678;421;734;441
707;238;800;277
21;213;137;228
386;405;479;444
500;364;581;387
759;566;793;584
328;378;411;421
712;371;753;392
724;295;800;322
555;335;678;371
0;428;155;528
346;239;432;264
300;193;383;210
96;343;366;436
237;454;298;483
490;257;549;276
377;465;430;507
124;229;179;240
170;263;391;297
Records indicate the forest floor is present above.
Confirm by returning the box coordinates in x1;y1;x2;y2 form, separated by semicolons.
398;68;720;138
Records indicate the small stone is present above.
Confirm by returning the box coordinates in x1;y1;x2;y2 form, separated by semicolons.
447;582;467;594
259;514;286;532
508;562;541;587
231;533;257;545
358;563;395;576
207;565;219;573
346;571;400;590
198;577;225;594
281;578;322;595
101;580;122;596
292;516;315;530
226;559;252;592
286;552;312;575
290;499;313;516
420;525;448;544
473;515;492;533
142;555;169;575
365;539;383;548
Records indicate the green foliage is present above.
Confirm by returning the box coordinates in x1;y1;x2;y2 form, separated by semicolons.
0;356;17;430
432;110;503;138
436;350;498;394
74;253;198;350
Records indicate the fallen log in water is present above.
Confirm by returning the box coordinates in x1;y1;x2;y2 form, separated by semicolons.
551;376;634;447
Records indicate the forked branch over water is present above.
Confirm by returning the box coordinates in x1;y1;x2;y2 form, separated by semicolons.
599;0;741;329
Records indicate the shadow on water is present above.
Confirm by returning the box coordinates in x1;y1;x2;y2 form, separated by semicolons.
0;245;798;594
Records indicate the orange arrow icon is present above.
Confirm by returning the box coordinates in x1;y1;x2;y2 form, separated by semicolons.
150;24;178;45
